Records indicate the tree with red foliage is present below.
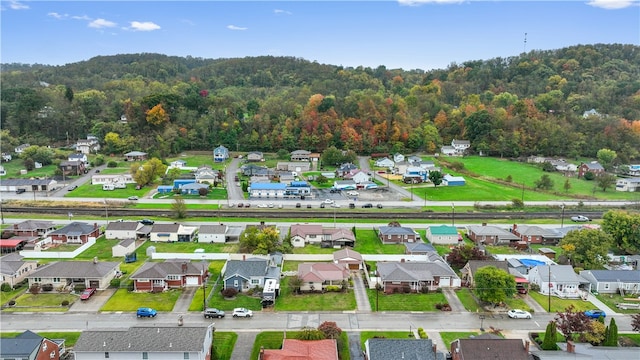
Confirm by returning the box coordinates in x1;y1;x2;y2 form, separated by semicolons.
446;244;489;270
632;313;640;332
554;305;591;341
318;321;342;339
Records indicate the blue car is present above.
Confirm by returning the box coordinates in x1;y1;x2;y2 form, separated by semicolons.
136;307;157;318
584;309;606;319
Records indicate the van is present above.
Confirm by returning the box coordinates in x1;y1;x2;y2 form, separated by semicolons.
102;184;115;191
15;188;26;194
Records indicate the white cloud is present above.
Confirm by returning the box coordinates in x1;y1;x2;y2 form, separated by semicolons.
48;12;64;19
274;9;292;15
398;0;464;5
586;0;637;9
130;21;161;31
72;15;91;21
227;25;248;31
89;18;117;29
9;1;29;10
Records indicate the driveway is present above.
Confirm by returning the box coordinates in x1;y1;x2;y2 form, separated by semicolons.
69;288;116;312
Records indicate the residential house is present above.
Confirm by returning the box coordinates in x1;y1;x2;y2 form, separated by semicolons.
124;151;147;161
198;224;228;243
450;337;532;360
532;340;639;359
91;173;135;186
130;260;207;291
76;136;100;154
289;224;355;248
260;339;338;360
14;143;30;154
223;256;281;292
528;265;591;299
345;170;370;184
290;150;312;161
333;248;363;270
510;224;563;245
170;159;187;168
105;221;143;240
213;145;229;162
452;139;471;155
27;260;120;290
393;161;410;175
460;260;510;287
626;164;640;176
393;153;405;163
276;161;311;172
378;225;420;244
1;153;11;161
59;160;86;176
242;164;271;177
179;182;210;195
374;157;395;168
11;220;55;237
149;223;197;242
365;338;443;360
0;330;64;360
579;269;640;295
49;222;100;244
0;178;58;193
73;325;215;360
407;155;423;164
404;242;436;255
426;225;459;245
249;182;287;198
442;174;466;186
0;253;38;288
548;159;578;175
466;224;520;246
111;239;136;257
247;151;264;162
194;166;220;185
376;260;460;293
333;179;357;190
578;161;605;177
298;262;350;292
336;163;358;177
440;145;456;156
615;177;640;192
582;108;602;118
68;153;89;166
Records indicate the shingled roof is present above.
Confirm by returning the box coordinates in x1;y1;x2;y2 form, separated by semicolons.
73;326;211;352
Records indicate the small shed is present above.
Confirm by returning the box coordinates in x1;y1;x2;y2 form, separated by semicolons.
538;247;557;260
112;239;136;257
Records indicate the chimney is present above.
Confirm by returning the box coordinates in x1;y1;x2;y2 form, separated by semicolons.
94;223;98;230
401;258;405;263
566;341;575;353
524;340;530;353
432;344;437;354
182;262;188;273
243;254;246;261
513;224;517;231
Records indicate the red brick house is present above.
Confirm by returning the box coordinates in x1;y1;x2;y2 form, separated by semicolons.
578;161;605;177
129;260;208;292
49;222;100;244
0;330;64;360
11;220;56;237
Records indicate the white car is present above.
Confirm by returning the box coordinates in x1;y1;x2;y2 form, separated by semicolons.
257;204;268;208
232;308;253;318
331;203;341;208
571;215;591;222
323;199;334;204
507;309;532;319
346;191;359;196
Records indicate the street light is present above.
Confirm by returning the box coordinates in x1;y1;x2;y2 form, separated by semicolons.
451;203;455;226
560;204;565;228
479;314;486;332
202;259;208;311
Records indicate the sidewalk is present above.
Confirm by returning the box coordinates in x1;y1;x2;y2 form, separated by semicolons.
353;271;372;312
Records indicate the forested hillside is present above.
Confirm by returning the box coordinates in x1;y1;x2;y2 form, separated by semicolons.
1;43;639;162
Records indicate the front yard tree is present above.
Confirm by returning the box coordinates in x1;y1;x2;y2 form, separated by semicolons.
601;210;640;254
541;321;558;350
446;244;489;270
559;229;613;269
289;277;303;295
583;319;606;345
131;157;167;186
318;321;342;339
534;174;554;190
473;266;515;306
239;226;280;254
604;317;618;346
428;170;443;187
554;305;591;341
171;195;187;219
597;174;617;192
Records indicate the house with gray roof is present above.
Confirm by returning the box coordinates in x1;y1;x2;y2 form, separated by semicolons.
290;149;312;161
460;260;510;287
213;145;229;162
426;225;459;244
73;325;214;360
27;260;120;290
0;253;38;288
105;221;143;240
223;256;281;293
0;178;58;193
111;239;136;257
579;269;640;295
404;241;436;255
0;330;64;360
365;338;444;360
376;260;460;293
578;161;605;177
124;151;147;161
10;220;56;237
198;224;228;243
528;265;591;299
531;340;639;359
511;224;563;245
378;225;420;244
130;260;207;291
466;224;520;245
450;337;532;360
49;222;100;244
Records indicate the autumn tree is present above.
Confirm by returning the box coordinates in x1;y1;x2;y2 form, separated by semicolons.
171;195;187;219
131;157;167;186
446;244;489;270
239;226;282;254
474;266;516;306
583;319;606;345
601;210;640;254
559;229;613;269
596;173;617;192
318;321;342;339
554;305;591;342
146;103;170;126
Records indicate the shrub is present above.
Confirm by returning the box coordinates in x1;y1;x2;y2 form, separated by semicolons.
61;300;69;306
1;283;12;292
325;285;341;292
74;284;86;292
107;160;118;168
8;300;16;306
29;284;41;295
221;287;238;298
41;283;54;292
110;278;121;288
584;171;595;180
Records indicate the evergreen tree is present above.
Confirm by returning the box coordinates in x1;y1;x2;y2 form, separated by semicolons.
541;321;558;350
605;318;618;346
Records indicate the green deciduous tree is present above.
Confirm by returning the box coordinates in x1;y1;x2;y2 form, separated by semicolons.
428;170;443;187
239;226;281;254
474;266;516;306
597;148;617;171
171;195;187;219
601;210;640;254
559;229;613;269
534;174;554;190
131;157;167;186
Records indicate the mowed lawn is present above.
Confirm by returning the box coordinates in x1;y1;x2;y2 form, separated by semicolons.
528;291;595;313
353;230;405;254
274;276;357;311
101;288;181;311
365;289;447;312
3;293;78;312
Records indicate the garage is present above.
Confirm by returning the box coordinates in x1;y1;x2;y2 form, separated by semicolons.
185;276;200;286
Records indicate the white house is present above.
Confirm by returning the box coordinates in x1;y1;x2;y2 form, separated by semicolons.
426;225;459;245
393;153;405;163
170;159;187;168
68;153;89;166
346;170;370;184
452;139;471;154
528;265;590;299
579;269;640;294
374;157;394;168
198;224;228;243
105;221;143;240
111;239;136;257
149;224;197;243
14;144;30;154
91;174;135;185
616;177;640;192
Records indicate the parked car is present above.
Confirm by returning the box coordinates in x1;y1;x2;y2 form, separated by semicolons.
346;190;359;196
571;215;591;222
329;188;339;193
232;308;253;318
15;188;26;194
320;203;326;209
584;309;606;319
244;203;251;208
306;204;312;209
80;288;96;300
349;203;355;209
237;203;244;208
268;203;275;208
136;307;157;318
331;203;341;208
362;203;373;208
376;204;383;209
203;308;225;319
139;219;155;225
257;203;268;208
296;203;301;208
323;199;335;204
67;185;78;191
507;309;532;319
128;196;139;201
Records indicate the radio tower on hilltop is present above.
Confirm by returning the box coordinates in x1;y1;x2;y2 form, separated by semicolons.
524;32;527;53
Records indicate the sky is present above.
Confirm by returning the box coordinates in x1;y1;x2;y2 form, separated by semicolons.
1;0;639;71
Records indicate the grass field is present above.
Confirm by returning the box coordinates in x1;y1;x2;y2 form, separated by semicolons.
529;291;595;313
595;293;640;314
365;289;447;312
274;276;357;311
100;288;182;311
439;332;480;346
2;293;78;312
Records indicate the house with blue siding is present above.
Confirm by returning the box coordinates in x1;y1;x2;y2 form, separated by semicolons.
213;145;229;162
443;174;466;186
249;182;287;198
223;256;281;292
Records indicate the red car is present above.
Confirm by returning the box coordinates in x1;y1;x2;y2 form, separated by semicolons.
80;288;96;300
